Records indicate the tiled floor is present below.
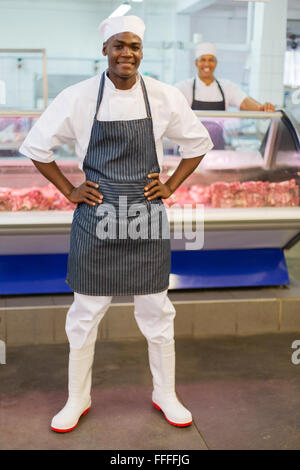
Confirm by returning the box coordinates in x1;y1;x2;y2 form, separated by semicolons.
1;277;300;346
1;245;300;449
1;333;300;450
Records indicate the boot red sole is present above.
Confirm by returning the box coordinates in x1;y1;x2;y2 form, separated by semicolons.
152;401;192;427
50;407;91;433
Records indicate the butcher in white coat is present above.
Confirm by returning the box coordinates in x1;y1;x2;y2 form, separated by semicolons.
175;42;275;112
20;16;213;433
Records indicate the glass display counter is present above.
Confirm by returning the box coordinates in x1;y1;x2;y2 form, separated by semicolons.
1;109;300;293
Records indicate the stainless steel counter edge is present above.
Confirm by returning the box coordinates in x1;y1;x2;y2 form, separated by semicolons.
0;110;283;118
1;207;300;234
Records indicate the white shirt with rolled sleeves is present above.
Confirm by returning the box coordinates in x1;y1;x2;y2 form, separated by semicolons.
175;76;247;110
19;73;213;168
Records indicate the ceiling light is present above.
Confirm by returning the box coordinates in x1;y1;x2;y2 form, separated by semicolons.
109;2;131;18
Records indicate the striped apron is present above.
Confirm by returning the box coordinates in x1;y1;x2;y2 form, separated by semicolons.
66;72;170;296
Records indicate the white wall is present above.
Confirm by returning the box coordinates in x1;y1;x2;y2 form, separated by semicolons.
0;0;178;108
0;0;296;110
249;0;288;107
190;4;249;91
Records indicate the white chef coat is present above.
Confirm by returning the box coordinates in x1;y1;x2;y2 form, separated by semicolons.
175;76;247;111
19;72;213;169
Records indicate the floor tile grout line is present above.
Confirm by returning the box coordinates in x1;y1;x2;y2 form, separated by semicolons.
191;419;211;450
278;298;282;332
177;392;210;450
2;297;300;311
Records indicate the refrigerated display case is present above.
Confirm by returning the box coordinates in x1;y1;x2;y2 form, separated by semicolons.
1;109;300;294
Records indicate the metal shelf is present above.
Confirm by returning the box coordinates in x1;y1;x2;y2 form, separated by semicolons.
1;207;300;235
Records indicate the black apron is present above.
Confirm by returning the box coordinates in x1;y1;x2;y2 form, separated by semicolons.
66;73;170;296
191;78;225;150
191;78;226;111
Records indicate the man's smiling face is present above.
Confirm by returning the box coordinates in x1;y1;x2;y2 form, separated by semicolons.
195;54;217;80
102;31;143;79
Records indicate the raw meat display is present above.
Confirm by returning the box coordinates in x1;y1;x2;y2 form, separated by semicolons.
0;184;76;211
164;179;299;208
0;180;298;211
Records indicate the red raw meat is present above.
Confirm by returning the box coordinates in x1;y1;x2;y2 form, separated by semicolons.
0;184;76;211
167;186;196;207
189;185;211;205
0;187;12;211
211;182;238;208
0;179;298;211
10;187;43;211
267;179;299;207
210;180;299;208
242;181;268;207
40;185;76;210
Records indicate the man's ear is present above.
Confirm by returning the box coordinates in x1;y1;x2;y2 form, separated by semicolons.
102;41;107;56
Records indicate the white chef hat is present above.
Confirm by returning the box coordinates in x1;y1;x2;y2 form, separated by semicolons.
98;15;146;42
195;42;217;59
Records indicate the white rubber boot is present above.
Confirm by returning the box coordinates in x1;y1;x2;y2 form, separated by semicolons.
51;342;95;433
148;341;192;427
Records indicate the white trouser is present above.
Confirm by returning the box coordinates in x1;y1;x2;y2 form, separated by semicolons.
65;290;176;349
